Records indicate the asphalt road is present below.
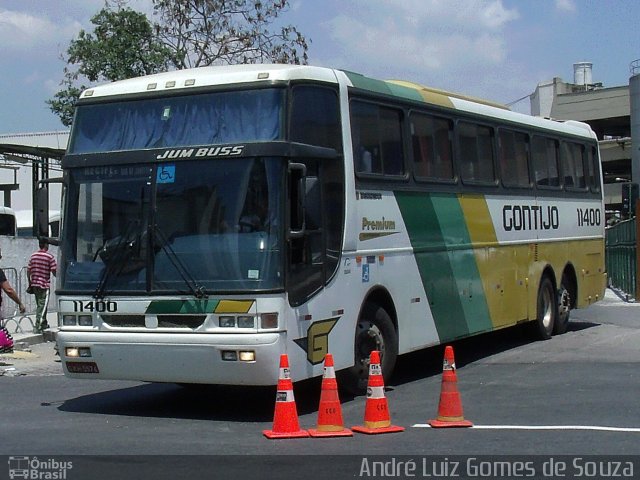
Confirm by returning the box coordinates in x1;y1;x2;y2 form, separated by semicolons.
1;289;639;479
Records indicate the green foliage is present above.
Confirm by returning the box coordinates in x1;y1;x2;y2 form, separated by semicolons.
48;7;172;127
49;1;310;127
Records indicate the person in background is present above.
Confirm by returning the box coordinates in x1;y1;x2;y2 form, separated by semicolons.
28;239;57;333
0;247;26;319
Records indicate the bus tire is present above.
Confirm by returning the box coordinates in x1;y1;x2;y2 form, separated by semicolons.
534;276;557;340
554;279;572;335
339;303;398;395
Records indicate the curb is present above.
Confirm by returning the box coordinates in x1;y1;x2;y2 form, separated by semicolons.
13;330;57;350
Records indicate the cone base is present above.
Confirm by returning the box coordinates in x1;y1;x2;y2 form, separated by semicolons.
352;424;405;435
308;427;353;438
428;418;473;428
263;429;310;439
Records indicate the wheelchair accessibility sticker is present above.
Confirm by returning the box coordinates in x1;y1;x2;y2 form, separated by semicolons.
157;165;176;183
362;264;369;283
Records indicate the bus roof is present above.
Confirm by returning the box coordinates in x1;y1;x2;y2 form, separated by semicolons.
0;206;16;215
79;64;596;141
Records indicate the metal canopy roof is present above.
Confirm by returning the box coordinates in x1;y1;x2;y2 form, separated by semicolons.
0;143;65;161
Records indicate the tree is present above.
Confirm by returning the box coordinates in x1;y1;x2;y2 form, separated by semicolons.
152;0;309;69
48;7;172;126
49;0;310;126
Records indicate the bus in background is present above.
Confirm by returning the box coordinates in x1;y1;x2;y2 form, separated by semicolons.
17;210;60;238
50;65;606;393
0;206;17;236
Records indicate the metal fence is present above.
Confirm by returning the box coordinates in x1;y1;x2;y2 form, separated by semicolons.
0;264;57;333
605;217;637;301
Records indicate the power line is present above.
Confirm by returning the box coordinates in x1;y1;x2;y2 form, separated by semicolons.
506;93;531;107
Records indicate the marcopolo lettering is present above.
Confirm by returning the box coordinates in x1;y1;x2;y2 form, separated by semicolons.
156;145;244;160
502;204;559;231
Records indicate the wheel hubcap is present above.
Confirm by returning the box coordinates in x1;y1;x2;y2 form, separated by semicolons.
355;320;385;377
558;287;571;323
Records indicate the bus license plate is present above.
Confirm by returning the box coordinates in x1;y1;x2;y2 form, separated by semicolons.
66;362;100;374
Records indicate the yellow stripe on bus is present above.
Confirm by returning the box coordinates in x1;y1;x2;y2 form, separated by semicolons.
458;195;526;329
214;300;254;314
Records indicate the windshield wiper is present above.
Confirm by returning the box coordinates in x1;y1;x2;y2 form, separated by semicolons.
153;225;208;299
93;220;143;299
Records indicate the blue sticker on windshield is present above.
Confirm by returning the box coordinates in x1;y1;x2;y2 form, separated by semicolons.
157;165;176;183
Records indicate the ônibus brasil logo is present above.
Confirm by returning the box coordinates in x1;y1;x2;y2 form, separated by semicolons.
8;456;73;480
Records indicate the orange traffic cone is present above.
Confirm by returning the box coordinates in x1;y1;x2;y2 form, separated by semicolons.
263;354;310;439
428;345;473;428
308;354;353;437
352;350;404;435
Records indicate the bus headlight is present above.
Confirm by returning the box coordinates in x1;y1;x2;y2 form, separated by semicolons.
221;351;237;361
239;351;255;362
78;315;93;326
62;315;77;326
65;347;92;358
219;316;235;328
65;347;79;357
237;316;255;328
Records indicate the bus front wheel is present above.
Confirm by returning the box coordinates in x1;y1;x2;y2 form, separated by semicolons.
339;303;398;395
534;276;557;340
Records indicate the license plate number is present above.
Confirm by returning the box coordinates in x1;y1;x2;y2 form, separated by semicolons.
66;361;100;374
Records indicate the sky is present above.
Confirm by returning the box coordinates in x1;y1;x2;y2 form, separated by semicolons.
0;0;639;135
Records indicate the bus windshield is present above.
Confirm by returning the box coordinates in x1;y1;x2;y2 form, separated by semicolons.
61;157;283;294
68;88;284;154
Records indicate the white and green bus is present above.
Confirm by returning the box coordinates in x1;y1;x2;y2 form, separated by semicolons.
53;64;605;391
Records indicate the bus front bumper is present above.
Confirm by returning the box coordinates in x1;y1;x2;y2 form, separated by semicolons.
56;330;285;385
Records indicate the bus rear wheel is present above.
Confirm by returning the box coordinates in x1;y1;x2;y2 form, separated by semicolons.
339;303;398;395
534;276;557;340
554;282;571;334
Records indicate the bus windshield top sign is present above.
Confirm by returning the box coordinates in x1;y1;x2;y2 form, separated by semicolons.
156;145;245;160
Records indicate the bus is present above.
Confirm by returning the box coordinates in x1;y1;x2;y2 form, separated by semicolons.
17;210;61;238
52;64;606;392
0;206;17;236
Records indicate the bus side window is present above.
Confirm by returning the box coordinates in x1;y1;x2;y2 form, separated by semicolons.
532;136;560;188
560;141;586;189
351;101;378;174
290;86;342;151
458;121;495;184
351;100;404;176
586;145;601;192
411;112;454;181
380;108;404;176
499;129;530;188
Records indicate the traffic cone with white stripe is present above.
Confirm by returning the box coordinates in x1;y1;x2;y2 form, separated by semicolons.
263;354;309;439
428;345;473;428
352;350;404;435
308;353;353;437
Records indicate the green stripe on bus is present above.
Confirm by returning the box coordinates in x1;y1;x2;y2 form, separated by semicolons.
344;71;394;96
431;195;493;335
395;192;493;341
344;71;426;104
385;83;425;103
146;299;218;314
